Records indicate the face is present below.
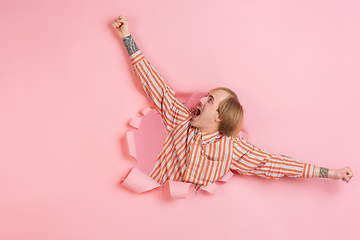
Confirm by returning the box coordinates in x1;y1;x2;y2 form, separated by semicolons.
190;89;230;133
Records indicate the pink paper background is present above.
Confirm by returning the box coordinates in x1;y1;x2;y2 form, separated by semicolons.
1;0;359;239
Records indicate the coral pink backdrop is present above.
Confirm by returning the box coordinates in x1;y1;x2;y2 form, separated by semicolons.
0;0;359;239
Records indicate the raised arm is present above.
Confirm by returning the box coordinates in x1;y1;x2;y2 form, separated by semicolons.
231;137;353;183
112;16;138;55
112;16;192;132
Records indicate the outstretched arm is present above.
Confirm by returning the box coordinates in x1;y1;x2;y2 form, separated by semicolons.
111;16;192;132
231;138;354;183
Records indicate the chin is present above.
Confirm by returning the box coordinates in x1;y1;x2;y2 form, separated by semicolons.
190;119;197;128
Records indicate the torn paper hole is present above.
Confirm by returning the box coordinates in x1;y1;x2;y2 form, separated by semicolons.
121;92;248;198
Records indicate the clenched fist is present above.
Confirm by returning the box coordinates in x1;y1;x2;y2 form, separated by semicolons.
332;167;353;183
112;15;130;39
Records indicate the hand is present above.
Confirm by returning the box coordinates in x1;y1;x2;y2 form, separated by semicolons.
112;15;130;39
331;167;353;183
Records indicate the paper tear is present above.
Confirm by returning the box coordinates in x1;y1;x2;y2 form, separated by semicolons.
168;181;191;199
121;98;248;198
200;182;218;194
140;107;152;116
217;171;234;182
129;117;142;129
125;130;136;159
240;129;249;141
121;167;161;193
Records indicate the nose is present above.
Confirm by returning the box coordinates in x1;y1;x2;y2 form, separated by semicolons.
199;96;207;105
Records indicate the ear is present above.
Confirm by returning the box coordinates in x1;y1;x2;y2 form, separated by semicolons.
215;115;222;122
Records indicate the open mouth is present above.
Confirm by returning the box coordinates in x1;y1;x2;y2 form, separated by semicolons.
192;104;202;120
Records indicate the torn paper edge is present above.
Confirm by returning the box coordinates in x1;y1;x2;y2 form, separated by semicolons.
121;93;248;198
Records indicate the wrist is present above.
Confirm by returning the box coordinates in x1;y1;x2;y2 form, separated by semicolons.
327;168;340;180
120;32;131;39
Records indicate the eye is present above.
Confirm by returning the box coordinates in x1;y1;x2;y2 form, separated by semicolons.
208;98;213;103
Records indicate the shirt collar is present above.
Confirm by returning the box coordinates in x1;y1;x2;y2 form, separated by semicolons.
200;130;223;144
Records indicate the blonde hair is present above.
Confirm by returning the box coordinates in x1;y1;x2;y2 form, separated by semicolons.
212;87;244;137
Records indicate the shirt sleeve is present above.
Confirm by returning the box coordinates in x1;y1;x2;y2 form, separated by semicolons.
230;137;315;179
129;50;192;132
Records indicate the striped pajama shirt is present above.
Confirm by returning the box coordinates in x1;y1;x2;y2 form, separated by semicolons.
130;50;315;190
